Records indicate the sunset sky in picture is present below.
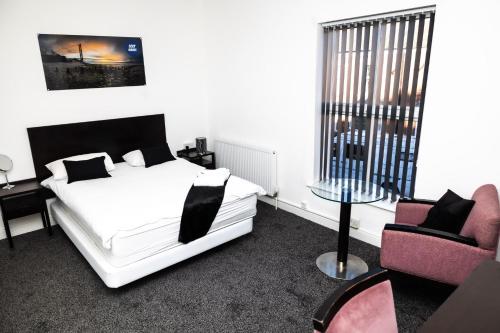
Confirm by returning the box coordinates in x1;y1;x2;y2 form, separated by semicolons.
38;34;143;64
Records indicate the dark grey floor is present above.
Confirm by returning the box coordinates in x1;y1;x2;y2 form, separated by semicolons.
0;201;453;332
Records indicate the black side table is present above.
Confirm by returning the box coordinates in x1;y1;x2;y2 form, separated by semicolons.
176;148;216;169
0;178;52;248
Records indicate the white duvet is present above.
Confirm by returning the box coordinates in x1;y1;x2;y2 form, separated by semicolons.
42;159;265;249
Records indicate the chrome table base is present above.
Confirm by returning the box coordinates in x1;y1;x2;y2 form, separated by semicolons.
316;252;368;280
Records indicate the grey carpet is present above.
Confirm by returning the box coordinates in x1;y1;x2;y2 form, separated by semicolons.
0;201;452;332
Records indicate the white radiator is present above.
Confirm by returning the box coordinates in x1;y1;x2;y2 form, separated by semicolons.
215;140;278;197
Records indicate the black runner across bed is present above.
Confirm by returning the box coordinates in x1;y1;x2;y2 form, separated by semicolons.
178;178;229;244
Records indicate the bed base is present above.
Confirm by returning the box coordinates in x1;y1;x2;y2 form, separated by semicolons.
49;200;253;288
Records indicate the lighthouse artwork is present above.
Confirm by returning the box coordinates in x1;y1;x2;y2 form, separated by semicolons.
37;34;146;90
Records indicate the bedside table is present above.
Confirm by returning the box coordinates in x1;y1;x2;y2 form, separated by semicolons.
0;178;52;248
177;148;216;169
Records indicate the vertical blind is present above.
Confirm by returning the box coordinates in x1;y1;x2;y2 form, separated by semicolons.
319;8;435;201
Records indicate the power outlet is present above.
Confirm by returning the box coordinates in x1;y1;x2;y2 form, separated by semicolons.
351;218;361;229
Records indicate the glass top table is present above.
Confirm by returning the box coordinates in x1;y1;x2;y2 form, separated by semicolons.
310;179;384;280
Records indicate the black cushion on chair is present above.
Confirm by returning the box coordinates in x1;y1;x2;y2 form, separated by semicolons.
420;189;475;234
141;144;176;168
63;156;111;184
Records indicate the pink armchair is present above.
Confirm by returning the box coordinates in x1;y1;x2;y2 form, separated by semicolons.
380;184;500;285
313;268;398;333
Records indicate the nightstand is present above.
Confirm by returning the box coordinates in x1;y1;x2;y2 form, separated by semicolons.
177;148;216;169
0;178;52;248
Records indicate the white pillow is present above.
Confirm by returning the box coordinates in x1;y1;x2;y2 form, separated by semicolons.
46;152;115;180
122;150;145;167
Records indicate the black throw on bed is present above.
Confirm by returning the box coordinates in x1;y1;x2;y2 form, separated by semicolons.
179;178;229;243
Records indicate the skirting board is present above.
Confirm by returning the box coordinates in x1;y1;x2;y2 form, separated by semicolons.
259;196;381;247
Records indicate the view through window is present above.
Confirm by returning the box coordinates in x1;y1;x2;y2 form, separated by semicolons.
318;7;435;201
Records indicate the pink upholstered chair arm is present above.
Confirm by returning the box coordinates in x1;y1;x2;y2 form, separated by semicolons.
324;280;397;333
313;268;397;333
381;229;495;285
394;200;434;226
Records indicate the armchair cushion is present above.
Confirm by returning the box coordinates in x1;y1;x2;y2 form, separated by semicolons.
460;184;500;250
420;189;475;234
381;228;495;285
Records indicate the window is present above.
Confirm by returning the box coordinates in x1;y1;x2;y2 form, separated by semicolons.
318;6;435;201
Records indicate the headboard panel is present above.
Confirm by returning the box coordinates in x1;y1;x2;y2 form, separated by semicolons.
27;114;166;182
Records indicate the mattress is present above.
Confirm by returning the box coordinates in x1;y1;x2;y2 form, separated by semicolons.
56;195;257;267
50;198;254;288
42;159;264;268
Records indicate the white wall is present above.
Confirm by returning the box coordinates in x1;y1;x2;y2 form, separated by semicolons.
0;0;209;239
203;0;500;246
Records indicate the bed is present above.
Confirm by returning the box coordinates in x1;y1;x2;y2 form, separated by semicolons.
27;114;265;288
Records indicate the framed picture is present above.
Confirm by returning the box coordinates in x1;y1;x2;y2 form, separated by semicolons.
38;34;146;90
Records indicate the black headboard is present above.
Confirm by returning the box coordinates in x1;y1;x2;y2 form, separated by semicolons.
27;114;166;182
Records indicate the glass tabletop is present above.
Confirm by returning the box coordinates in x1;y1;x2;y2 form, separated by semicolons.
310;178;385;204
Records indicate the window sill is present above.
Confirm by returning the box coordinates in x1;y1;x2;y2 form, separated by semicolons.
366;199;397;213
